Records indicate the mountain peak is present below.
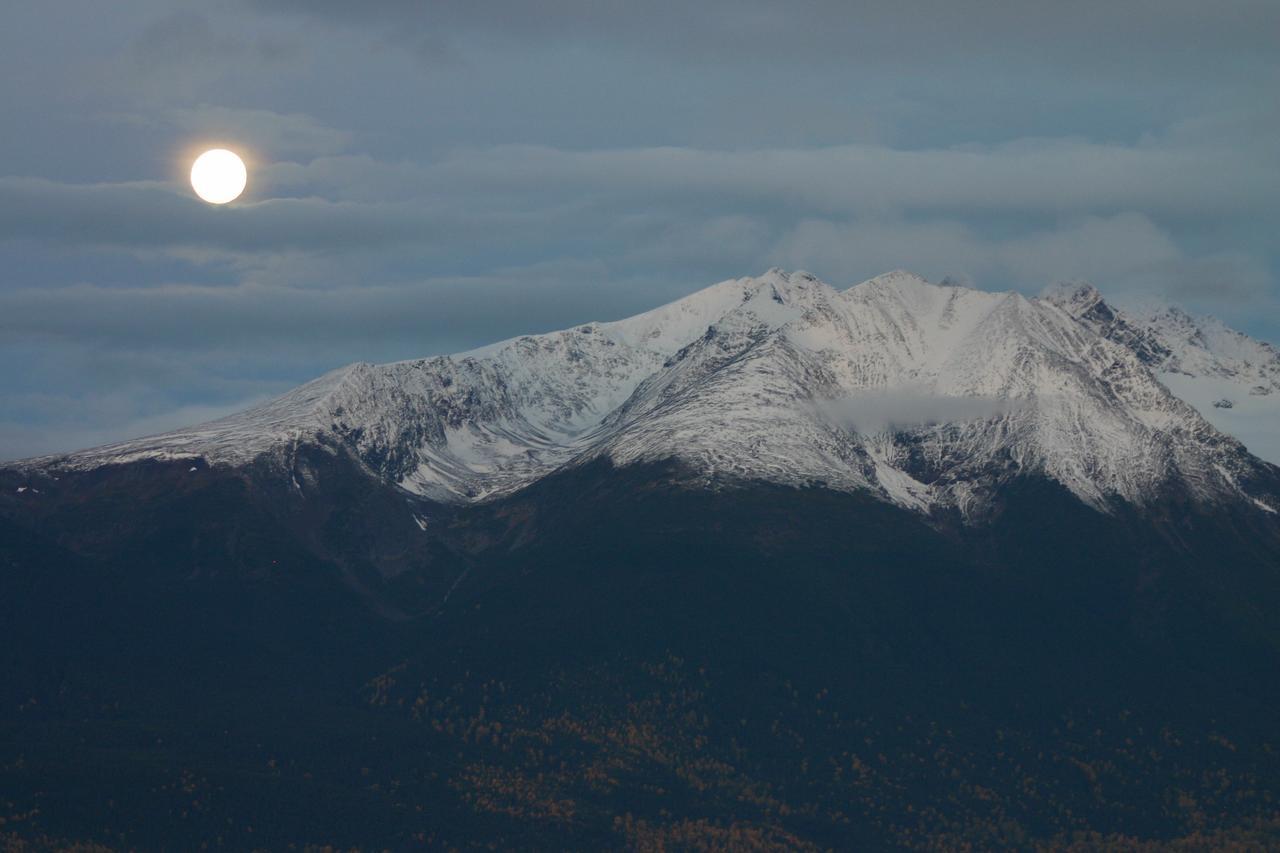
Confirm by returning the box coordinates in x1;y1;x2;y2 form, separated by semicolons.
1040;280;1103;316
854;269;934;291
761;267;818;281
16;268;1280;519
753;268;827;295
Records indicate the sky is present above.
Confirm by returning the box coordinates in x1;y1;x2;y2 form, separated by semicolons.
2;0;1278;460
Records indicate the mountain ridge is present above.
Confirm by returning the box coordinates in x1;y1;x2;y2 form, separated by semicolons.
9;269;1279;520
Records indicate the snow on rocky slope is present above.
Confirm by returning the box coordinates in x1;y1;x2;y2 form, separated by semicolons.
1045;281;1280;467
17;271;1279;518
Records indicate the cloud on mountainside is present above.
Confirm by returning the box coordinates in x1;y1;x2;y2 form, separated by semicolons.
817;391;1030;435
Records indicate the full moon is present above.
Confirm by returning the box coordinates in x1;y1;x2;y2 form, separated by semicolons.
190;148;247;204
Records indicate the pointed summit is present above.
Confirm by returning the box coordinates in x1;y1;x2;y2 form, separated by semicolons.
852;269;934;292
1040;280;1174;370
1040;280;1104;317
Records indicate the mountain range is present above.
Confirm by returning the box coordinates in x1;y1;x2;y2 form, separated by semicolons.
3;270;1279;850
17;269;1279;518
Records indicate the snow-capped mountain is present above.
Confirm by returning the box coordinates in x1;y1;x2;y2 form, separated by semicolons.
19;270;1279;519
1048;280;1280;466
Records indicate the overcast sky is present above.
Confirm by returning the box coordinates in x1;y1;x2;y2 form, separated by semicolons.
2;0;1278;459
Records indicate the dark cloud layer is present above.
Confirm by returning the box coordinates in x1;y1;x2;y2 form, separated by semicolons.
254;0;1280;68
1;0;1277;459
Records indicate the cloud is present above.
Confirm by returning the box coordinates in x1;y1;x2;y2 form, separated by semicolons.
817;389;1029;435
168;106;354;160
125;9;301;97
3;132;1274;336
0;264;675;356
0;395;276;462
252;0;1280;73
426;137;1280;219
5;128;1277;263
768;214;1274;303
0;177;442;254
232;131;1280;229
